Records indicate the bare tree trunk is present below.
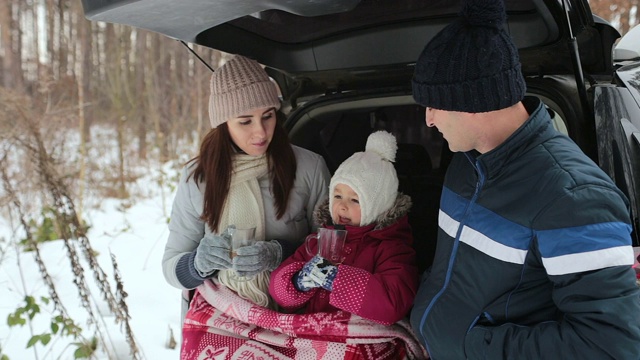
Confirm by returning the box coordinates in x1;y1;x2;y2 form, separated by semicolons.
79;4;93;143
116;115;127;198
75;2;88;222
102;22;130;198
0;1;12;88
115;24;131;198
135;30;147;160
46;0;56;79
31;0;43;84
624;1;639;34
159;39;171;161
1;1;24;90
170;46;182;146
57;0;67;77
14;0;24;91
195;48;205;141
147;35;167;162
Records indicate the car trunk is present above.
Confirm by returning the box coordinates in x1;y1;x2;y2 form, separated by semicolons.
82;0;618;103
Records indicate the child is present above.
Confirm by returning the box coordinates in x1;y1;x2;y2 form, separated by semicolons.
269;131;419;325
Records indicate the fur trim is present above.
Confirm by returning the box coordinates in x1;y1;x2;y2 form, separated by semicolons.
313;193;412;230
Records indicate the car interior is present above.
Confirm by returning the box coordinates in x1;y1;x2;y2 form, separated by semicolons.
284;89;570;272
287;94;446;272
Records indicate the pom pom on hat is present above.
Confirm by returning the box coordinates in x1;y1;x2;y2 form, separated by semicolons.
330;131;399;226
208;55;281;128
365;130;398;162
412;0;525;113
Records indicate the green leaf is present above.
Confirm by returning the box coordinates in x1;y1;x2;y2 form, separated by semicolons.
26;335;39;348
72;339;96;359
27;304;40;319
51;322;59;334
40;334;51;345
7;313;26;327
1;354;10;360
73;346;92;359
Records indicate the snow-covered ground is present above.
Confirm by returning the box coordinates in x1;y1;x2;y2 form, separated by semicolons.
0;159;186;359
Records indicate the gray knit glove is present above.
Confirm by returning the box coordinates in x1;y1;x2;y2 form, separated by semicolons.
232;240;282;277
193;228;232;278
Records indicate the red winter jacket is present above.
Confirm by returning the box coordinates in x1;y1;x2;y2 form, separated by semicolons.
269;194;418;325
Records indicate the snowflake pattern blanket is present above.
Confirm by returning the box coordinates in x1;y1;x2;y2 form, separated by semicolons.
181;279;428;359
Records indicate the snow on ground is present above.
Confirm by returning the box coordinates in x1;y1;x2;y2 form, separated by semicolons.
0;160;185;360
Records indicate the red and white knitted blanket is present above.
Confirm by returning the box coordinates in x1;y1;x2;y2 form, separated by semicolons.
181;279;428;359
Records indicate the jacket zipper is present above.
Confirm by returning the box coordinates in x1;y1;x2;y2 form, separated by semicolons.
418;155;486;358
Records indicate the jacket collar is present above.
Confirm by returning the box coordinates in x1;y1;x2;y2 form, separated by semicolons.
468;96;553;180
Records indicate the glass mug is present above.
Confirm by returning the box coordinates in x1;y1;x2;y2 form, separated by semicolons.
229;226;256;259
305;227;348;264
228;226;256;281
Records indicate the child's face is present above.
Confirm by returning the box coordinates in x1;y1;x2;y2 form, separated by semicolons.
331;183;361;226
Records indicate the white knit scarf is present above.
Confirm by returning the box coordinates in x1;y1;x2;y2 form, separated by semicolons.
216;153;274;308
219;153;268;240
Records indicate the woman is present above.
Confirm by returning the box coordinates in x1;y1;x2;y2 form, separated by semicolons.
162;55;330;317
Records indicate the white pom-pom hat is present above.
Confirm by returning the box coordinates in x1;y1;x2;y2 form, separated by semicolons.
329;131;399;226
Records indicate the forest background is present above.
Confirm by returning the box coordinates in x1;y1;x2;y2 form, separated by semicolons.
0;0;638;359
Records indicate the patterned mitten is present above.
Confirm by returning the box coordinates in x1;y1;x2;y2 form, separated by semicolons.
293;255;324;292
308;257;338;291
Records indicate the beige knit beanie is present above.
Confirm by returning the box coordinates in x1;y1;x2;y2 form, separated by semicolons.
208;55;281;128
329;131;399;226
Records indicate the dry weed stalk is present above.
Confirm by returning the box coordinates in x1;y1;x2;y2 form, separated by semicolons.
111;253;141;358
0;87;141;359
0;155;68;316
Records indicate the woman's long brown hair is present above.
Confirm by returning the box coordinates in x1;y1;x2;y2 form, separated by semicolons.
188;112;297;233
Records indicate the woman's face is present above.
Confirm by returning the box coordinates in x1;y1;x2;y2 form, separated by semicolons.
331;183;362;226
227;107;276;156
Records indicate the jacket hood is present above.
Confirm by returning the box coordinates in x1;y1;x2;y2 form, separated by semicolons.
313;193;412;230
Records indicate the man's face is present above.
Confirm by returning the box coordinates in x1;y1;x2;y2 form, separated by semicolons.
425;107;476;152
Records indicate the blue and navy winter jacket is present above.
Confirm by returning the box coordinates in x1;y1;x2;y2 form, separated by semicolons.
410;97;640;359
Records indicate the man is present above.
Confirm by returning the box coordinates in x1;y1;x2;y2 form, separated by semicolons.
409;0;640;359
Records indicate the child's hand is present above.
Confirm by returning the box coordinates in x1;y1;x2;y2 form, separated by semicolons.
308;257;338;291
293;255;324;291
297;255;339;292
294;271;318;291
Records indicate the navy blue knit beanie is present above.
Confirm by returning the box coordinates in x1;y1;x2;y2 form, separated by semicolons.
412;0;526;113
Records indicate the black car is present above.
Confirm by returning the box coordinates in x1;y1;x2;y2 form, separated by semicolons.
81;0;640;269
